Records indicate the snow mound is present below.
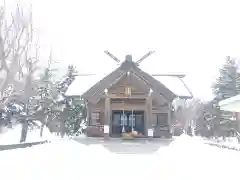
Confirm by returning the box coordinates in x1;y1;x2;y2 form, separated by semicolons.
0;140;89;180
0;125;22;145
88;144;112;158
207;137;240;149
171;134;207;150
26;127;57;142
0;126;59;145
156;135;240;180
1;136;240;180
157;135;206;155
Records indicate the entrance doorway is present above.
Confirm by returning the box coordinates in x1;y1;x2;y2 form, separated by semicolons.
111;110;144;137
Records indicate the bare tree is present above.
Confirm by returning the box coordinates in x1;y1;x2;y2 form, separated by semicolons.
0;4;35;103
173;98;204;136
0;4;41;142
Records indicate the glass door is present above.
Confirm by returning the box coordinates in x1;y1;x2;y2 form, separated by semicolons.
111;110;144;136
112;111;121;136
135;111;144;135
129;113;136;132
120;112;127;133
120;110;136;133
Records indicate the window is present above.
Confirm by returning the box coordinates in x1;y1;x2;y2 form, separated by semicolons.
125;87;131;96
91;112;100;125
129;114;136;126
156;113;168;127
120;113;127;126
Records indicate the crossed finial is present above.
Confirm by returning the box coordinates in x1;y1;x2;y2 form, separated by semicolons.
104;51;155;66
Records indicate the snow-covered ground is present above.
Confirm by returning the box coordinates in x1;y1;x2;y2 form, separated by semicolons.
0;125;60;145
157;135;240;179
205;136;240;149
0;134;240;180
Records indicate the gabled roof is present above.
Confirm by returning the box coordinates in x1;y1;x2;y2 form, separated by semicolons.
65;59;193;102
65;74;106;97
153;76;193;98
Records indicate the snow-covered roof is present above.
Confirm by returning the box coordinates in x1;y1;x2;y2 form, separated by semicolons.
219;94;240;112
65;74;106;96
153;76;192;98
219;94;240;106
65;73;192;98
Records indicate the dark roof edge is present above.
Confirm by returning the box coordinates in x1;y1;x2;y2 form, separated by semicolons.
82;60;182;102
134;66;175;101
179;78;193;98
81;66;121;99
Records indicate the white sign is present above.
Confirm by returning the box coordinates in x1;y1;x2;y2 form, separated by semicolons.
148;129;153;137
104;125;109;134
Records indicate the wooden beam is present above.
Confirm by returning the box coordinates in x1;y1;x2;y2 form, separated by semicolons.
104;95;111;136
90;72;126;103
132;66;175;101
107;94;148;99
168;103;172;134
82;67;122;100
144;98;148;136
111;104;146;110
131;70;174;101
148;95;153;130
86;101;91;126
145;93;153;137
151;74;186;78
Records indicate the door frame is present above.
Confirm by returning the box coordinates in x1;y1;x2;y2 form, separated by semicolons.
110;110;145;136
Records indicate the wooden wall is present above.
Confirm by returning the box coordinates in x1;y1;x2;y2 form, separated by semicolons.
86;73;172;137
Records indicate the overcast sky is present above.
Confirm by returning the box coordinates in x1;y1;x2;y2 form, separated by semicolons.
5;0;240;101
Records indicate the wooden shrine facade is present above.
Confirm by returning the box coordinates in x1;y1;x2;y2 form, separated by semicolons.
78;55;192;138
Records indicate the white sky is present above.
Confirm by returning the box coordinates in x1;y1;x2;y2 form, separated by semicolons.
4;0;240;101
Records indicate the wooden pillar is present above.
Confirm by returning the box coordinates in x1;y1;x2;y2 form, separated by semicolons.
104;89;111;137
168;102;172;135
145;99;148;136
146;89;153;137
149;96;153;128
86;101;90;126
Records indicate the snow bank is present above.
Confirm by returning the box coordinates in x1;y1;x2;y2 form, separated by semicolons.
0;139;118;179
0;125;60;145
0;125;22;145
88;144;112;157
206;137;240;150
0;135;240;180
156;135;240;180
0;140;90;180
26;127;58;142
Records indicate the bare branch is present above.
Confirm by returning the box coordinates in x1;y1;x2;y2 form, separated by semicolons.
0;4;40;108
173;98;204;134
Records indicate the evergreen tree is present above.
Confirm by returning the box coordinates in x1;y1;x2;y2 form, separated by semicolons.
197;99;220;137
34;53;64;137
212;56;240;136
56;65;78;93
56;65;86;136
213;56;240;98
64;102;87;135
35;67;56;137
33;64;86;137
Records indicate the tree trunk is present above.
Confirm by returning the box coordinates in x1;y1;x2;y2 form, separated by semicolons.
236;123;240;144
60;130;65;138
20;103;29;143
40;124;44;137
40;115;48;137
20;120;28;143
